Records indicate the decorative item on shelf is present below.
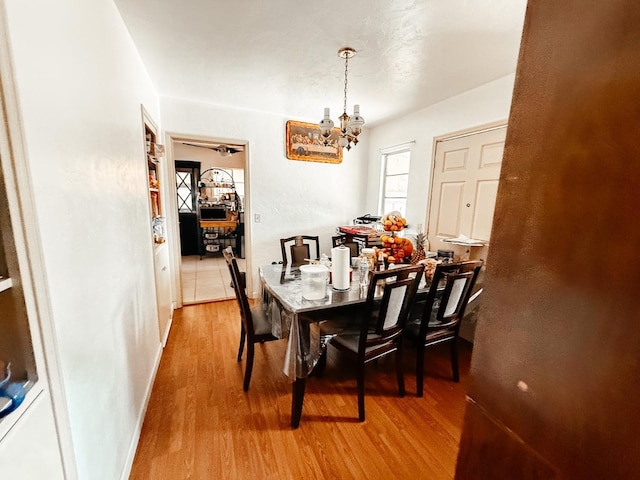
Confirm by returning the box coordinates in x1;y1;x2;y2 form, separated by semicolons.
152;217;165;244
150;191;160;217
148;174;159;189
151;143;165;158
318;47;365;152
0;362;26;419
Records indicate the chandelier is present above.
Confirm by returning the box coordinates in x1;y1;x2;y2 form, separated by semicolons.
318;47;365;151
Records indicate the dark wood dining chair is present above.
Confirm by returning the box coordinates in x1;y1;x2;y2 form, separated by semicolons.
331;234;368;258
280;235;320;267
223;246;245;346
329;264;423;421
223;246;279;391
406;260;483;397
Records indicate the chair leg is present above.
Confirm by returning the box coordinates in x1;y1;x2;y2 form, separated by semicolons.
396;347;405;397
312;348;327;377
243;342;255;392
357;362;366;422
451;340;460;383
416;345;425;397
237;322;246;361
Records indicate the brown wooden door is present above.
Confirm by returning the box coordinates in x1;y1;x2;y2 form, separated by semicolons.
455;1;640;479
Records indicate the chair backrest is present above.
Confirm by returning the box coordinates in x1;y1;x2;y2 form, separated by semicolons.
358;264;424;352
223;245;246;297
280;235;320;267
223;246;255;336
223;246;241;306
419;260;483;336
223;245;236;278
332;234;367;258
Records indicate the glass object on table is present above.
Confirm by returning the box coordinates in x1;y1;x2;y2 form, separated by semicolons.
358;256;370;286
300;264;328;300
361;247;376;272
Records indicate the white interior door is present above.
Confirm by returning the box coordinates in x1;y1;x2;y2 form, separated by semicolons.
427;126;506;260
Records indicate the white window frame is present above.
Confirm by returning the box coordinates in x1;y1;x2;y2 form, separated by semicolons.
378;142;415;216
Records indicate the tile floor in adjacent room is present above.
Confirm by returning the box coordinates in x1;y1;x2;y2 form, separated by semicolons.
180;254;246;304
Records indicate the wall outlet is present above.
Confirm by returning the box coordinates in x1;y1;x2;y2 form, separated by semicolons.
417;223;423;232
254;213;261;223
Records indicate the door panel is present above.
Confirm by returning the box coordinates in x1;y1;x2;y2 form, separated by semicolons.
480;142;505;167
435;182;465;236
471;179;500;240
443;148;469;171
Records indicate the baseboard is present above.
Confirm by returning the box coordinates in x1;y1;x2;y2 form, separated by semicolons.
118;341;163;480
161;313;173;347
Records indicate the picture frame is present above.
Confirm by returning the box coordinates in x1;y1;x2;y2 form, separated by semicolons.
285;120;343;164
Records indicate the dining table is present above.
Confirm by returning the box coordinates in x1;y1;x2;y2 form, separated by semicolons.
259;263;371;428
259;262;429;428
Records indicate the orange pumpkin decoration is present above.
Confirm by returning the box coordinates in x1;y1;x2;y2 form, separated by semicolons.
402;240;414;258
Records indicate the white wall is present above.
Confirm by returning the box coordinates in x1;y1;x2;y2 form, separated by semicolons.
161;97;369;294
366;74;516;232
4;0;162;479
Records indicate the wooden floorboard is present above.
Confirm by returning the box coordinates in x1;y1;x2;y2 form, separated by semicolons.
129;300;473;479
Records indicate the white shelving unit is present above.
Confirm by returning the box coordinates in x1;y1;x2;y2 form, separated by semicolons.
142;105;172;344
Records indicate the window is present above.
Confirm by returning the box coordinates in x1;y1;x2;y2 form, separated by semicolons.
175;161;200;213
176;171;194;213
379;148;411;216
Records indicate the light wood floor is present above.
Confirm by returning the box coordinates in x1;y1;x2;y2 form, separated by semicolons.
129;300;473;479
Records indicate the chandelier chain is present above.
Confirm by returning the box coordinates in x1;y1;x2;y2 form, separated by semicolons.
343;54;349;115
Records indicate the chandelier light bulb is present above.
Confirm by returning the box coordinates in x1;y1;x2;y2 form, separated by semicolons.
339;112;351;134
348;104;364;138
318;107;334;138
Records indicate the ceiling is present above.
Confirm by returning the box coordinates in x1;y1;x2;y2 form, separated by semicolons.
114;0;527;128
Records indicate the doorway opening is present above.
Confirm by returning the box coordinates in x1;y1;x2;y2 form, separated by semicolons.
164;134;250;306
